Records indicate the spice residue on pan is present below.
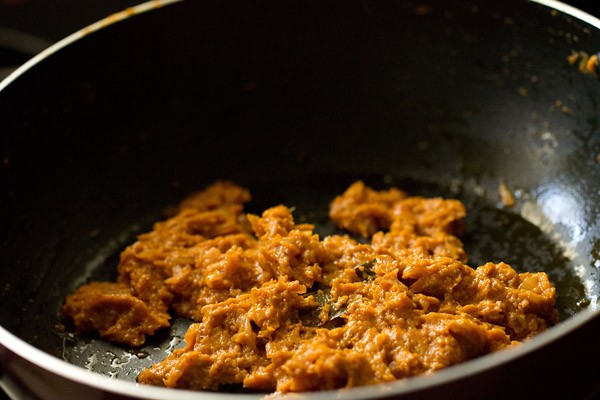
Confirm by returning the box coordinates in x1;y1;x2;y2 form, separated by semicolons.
499;180;516;207
61;180;558;393
567;50;599;77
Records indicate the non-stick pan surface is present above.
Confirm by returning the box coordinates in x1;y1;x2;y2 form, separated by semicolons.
1;0;600;399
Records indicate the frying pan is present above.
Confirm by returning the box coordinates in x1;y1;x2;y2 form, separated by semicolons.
1;0;600;399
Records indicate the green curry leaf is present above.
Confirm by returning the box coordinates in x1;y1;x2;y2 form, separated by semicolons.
354;259;377;281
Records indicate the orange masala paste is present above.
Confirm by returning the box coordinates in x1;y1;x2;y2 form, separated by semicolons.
62;180;558;392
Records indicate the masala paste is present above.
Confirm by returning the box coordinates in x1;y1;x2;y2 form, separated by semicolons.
62;180;558;392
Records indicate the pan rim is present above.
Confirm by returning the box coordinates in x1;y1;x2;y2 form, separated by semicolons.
2;0;600;95
1;0;599;398
1;307;599;399
531;0;600;28
0;0;184;94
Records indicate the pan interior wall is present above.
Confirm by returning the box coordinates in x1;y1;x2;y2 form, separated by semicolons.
0;0;599;368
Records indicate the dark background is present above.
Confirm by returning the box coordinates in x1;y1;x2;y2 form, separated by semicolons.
569;0;600;15
0;0;599;74
0;0;599;42
0;0;599;399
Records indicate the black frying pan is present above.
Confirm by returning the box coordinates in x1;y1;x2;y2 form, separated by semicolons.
1;0;600;399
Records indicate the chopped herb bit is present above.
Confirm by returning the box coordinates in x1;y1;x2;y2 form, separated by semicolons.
300;283;347;327
354;259;377;281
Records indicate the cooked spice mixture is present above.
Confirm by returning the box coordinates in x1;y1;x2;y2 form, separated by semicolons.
62;180;559;392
